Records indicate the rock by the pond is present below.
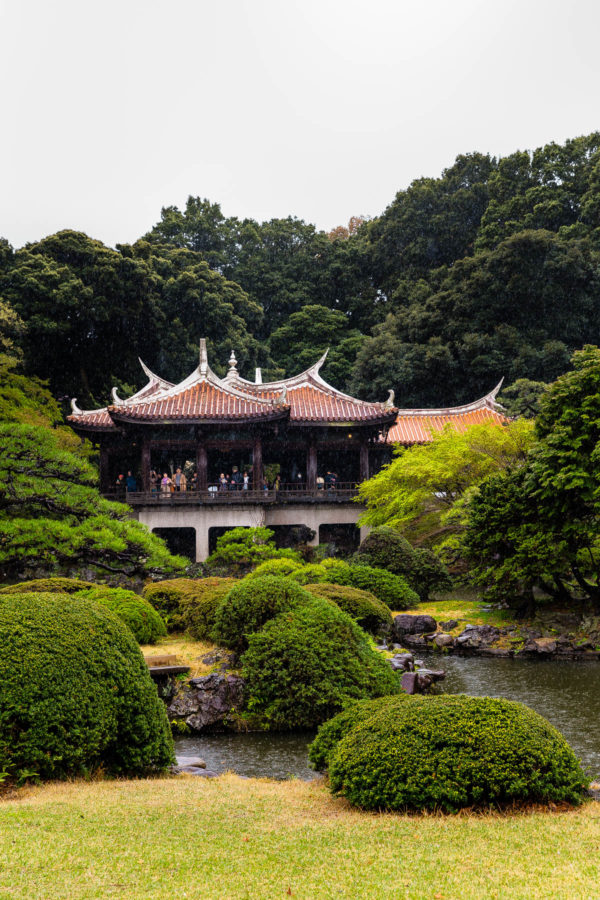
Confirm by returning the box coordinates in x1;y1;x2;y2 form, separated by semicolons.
393;614;437;636
440;619;458;631
176;756;206;769
401;668;445;694
433;633;454;649
175;766;219;777
167;673;245;732
200;649;238;672
455;624;501;652
389;653;415;672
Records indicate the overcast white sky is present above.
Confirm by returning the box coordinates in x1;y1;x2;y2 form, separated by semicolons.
1;0;599;249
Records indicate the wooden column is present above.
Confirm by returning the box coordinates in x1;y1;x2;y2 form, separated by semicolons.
306;440;317;490
141;440;151;492
99;446;110;494
253;437;263;490
196;444;208;491
359;441;370;483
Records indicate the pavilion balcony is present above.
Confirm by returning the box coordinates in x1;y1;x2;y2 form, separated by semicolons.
104;482;361;506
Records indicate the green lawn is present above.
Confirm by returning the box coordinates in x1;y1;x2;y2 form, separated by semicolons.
407;589;520;629
1;776;599;899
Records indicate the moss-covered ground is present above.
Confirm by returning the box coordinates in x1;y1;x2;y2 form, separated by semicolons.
1;776;599;899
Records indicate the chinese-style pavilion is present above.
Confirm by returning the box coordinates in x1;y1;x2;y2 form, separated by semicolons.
68;339;506;559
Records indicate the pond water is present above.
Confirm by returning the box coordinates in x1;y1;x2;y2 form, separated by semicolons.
174;656;600;780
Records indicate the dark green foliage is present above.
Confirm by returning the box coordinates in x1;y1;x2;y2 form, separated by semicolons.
241;597;400;729
304;583;392;634
0;421;186;582
353;527;451;600
464;346;600;608
212;576;312;652
246;558;304;579
329;695;586;812
74;587;167;644
0;577;95;595
308;695;409;771
323;563;419;610
205;527;300;576
143;577;236;636
0;592;174;782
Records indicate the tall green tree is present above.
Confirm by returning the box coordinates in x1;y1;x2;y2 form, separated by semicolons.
464;347;600;609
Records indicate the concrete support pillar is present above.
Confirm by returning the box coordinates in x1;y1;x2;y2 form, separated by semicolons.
359;525;371;545
99;446;110;493
253;437;263;490
141;440;151;492
196;444;208;490
359;441;370;483
195;526;210;562
306;440;317;490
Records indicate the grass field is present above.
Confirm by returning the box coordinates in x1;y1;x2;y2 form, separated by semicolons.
1;776;599;899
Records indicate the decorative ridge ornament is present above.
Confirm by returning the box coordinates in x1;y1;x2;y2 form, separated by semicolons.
255;367;262;385
70;398;83;414
199;339;208;375
111;387;124;406
384;389;395;408
225;349;239;381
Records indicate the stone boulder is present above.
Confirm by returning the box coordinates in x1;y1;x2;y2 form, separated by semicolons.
433;633;454;650
167;673;245;732
454;624;501;653
393;614;437;638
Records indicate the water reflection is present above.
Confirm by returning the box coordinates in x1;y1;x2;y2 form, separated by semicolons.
439;655;600;777
174;730;317;780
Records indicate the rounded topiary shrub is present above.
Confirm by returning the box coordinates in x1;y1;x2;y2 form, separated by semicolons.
247;558;304;579
324;563;419;610
289;563;328;585
304;583;392;634
74;587;167;644
177;577;238;639
0;592;174;782
309;695;409;771
241;597;400;729
353;528;452;601
329;695;587;812
212;576;312;652
143;578;198;627
0;577;96;595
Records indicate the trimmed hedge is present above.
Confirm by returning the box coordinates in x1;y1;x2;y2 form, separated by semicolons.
329;695;587;812
323;563;419;610
241;597;400;729
309;695;409;771
143;578;198;626
0;577;96;595
212;576;312;652
178;578;238;639
353;527;452;601
247;559;304;579
74;587;167;644
304;583;392;634
0;592;174;782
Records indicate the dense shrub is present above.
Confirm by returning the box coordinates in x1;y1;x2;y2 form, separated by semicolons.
213;576;312;652
177;578;238;639
324;562;419;610
309;695;409;771
241;597;400;729
143;578;197;625
289;563;328;584
304;583;392;634
247;558;304;579
74;587;167;644
0;577;96;595
205;527;300;576
329;695;587;812
353;527;452;601
0;592;174;781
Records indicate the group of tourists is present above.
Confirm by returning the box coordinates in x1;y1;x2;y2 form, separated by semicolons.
115;466;341;495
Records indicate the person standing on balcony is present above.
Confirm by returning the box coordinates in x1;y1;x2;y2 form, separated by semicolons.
150;470;159;493
218;473;227;492
126;471;137;493
189;471;199;492
161;472;172;493
274;474;281;492
174;467;187;492
242;471;250;490
231;466;243;490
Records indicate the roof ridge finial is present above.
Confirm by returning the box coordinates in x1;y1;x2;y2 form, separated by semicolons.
199;339;209;375
255;367;262;385
111;387;125;406
384;389;395;408
225;349;239;381
70;398;83;414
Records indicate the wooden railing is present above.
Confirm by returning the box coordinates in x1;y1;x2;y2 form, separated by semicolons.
104;482;360;505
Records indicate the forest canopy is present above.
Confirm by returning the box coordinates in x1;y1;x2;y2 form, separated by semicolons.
1;131;600;409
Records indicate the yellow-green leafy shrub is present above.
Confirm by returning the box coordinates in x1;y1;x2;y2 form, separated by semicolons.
304;583;392;634
329;695;586;812
0;577;95;595
74;587;167;644
213;576;312;652
241;597;400;729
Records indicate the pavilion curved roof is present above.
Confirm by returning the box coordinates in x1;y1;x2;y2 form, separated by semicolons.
385;381;507;444
67;340;506;439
